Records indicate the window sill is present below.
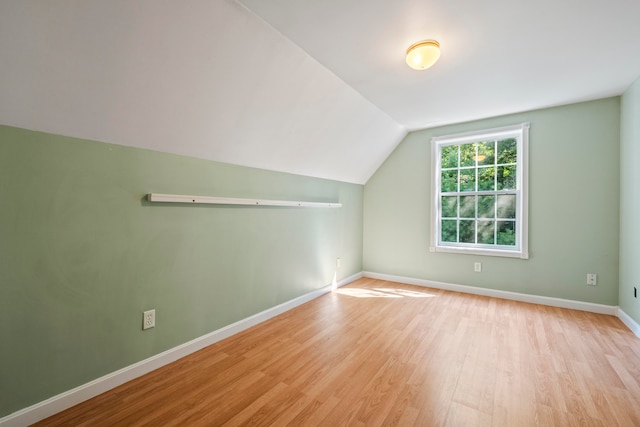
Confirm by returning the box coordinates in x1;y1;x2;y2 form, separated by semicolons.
430;245;528;259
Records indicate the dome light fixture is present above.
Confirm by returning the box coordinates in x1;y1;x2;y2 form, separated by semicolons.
406;40;441;70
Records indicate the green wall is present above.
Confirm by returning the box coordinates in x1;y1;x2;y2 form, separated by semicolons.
364;98;620;305
1;94;634;419
620;78;640;325
0;125;363;417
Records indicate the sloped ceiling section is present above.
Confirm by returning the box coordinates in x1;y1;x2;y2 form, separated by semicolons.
0;0;405;184
239;0;640;131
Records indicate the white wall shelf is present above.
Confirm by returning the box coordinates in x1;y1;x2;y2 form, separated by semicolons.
147;193;341;208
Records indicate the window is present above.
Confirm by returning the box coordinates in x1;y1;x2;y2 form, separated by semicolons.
430;123;529;258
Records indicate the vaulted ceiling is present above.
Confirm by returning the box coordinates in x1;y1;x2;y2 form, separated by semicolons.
2;0;639;184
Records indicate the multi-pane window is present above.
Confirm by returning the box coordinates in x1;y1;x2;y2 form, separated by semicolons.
431;123;529;258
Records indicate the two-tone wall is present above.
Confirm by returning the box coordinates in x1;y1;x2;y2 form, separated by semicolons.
4;93;640;421
364;98;621;306
0;125;363;417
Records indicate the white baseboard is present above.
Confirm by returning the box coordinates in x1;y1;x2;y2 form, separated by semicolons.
0;272;362;427
364;271;640;338
618;308;640;338
363;271;619;316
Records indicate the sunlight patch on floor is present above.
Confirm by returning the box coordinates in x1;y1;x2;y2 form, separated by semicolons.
334;287;437;298
374;288;436;298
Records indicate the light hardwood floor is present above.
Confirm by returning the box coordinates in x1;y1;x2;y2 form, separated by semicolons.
35;278;640;426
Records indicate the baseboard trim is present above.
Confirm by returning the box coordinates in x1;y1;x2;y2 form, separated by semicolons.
618;308;640;338
0;272;362;427
363;271;619;316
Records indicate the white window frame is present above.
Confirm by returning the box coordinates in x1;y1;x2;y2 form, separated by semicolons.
430;123;529;259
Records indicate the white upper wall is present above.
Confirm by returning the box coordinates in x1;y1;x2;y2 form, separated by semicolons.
5;0;639;185
0;0;405;184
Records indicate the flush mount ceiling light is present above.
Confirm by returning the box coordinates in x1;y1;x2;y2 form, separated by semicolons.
406;40;440;70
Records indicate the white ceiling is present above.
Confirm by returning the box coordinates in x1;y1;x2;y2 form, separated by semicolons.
239;0;640;130
1;1;639;184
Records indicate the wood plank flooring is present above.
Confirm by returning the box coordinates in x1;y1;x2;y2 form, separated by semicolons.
35;278;640;426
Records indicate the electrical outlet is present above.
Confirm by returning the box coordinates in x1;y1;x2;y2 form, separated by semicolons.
143;309;155;330
586;274;597;286
336;258;341;269
474;262;482;273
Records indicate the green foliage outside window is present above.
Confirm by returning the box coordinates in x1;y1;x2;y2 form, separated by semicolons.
439;138;518;247
497;221;515;245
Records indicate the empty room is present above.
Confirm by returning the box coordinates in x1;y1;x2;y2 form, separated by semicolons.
2;0;640;426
